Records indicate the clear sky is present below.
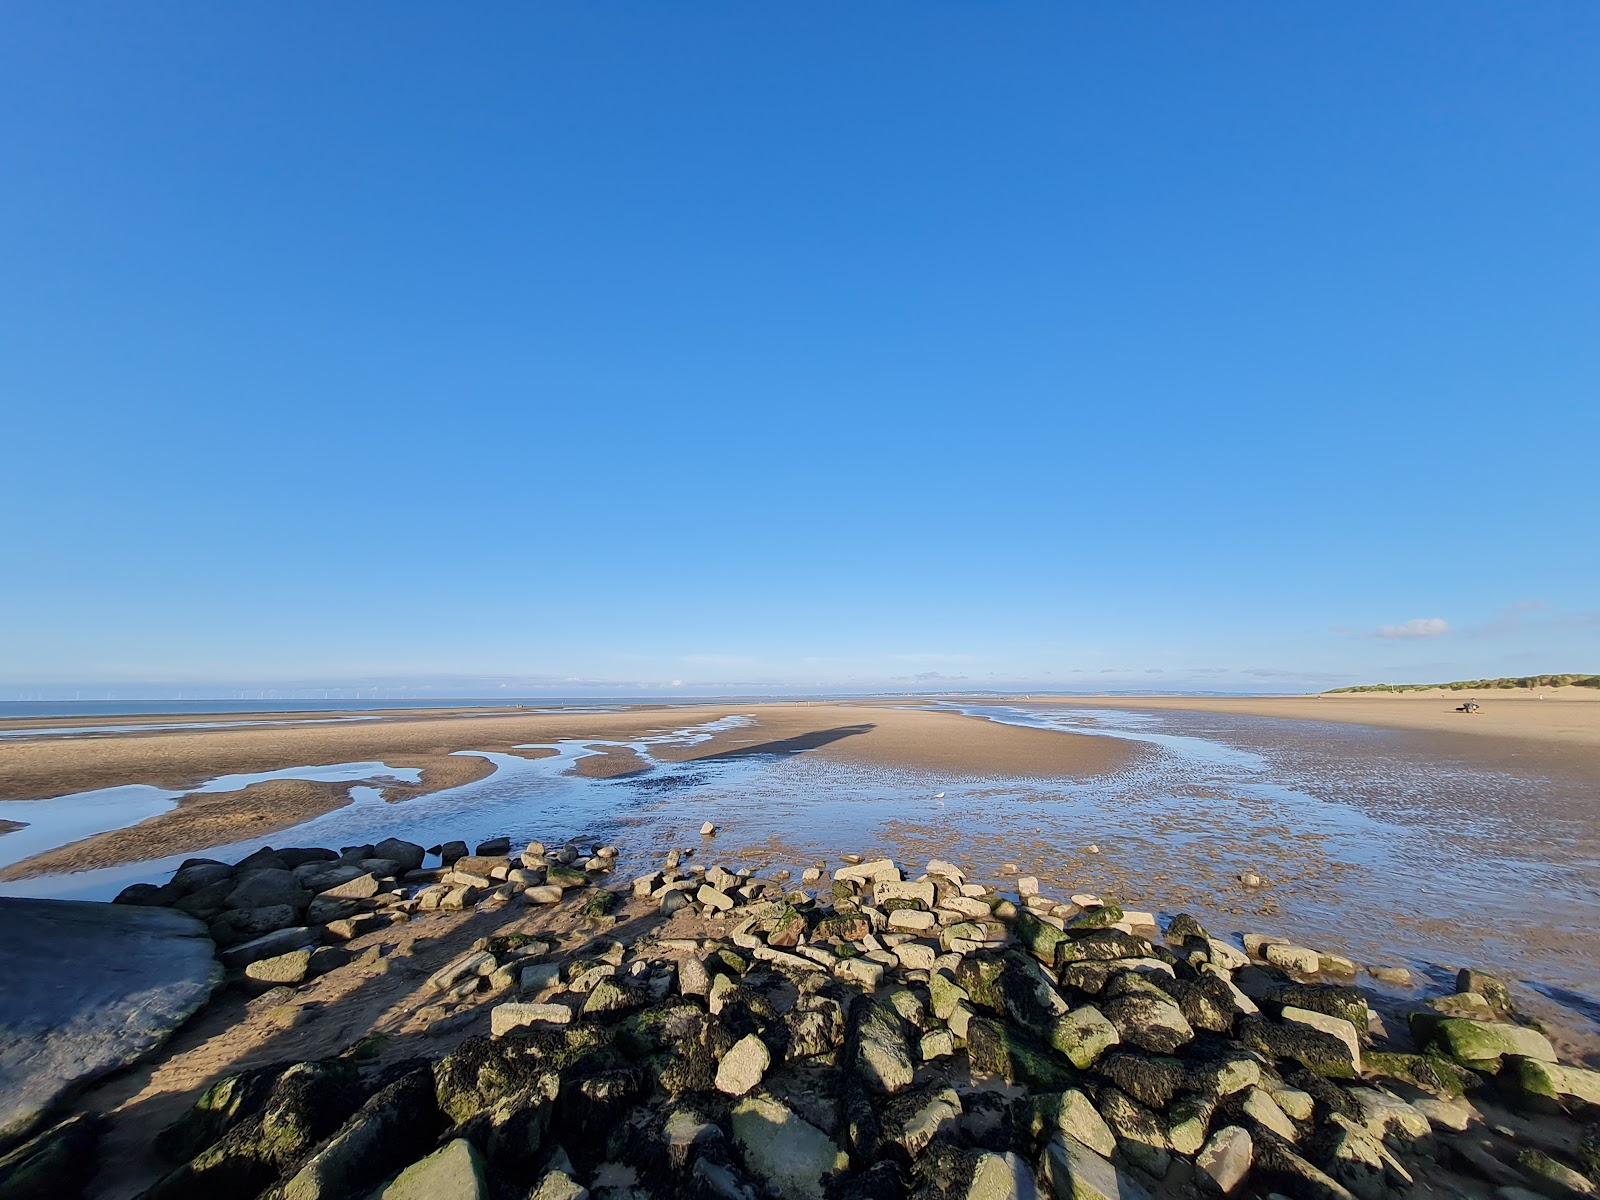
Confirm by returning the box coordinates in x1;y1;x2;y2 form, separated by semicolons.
2;5;1596;698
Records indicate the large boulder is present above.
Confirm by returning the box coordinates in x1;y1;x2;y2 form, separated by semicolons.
0;898;221;1151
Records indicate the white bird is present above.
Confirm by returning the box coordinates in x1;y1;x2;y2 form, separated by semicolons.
933;792;945;799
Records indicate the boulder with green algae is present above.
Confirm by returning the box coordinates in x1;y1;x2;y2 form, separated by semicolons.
0;1114;105;1200
1236;1013;1357;1079
373;1139;487;1200
1515;1148;1597;1199
1168;1093;1219;1157
434;1028;610;1125
1100;990;1194;1055
1066;905;1125;933
1155;975;1241;1035
1095;1052;1188;1110
1361;1050;1478;1099
954;955;1007;1011
451;1070;557;1171
1027;1090;1118;1158
154;1062;285;1163
928;972;970;1020
1041;1131;1154;1200
275;1067;445;1200
1417;1017;1556;1068
730;1094;848;1200
1096;1087;1172;1178
545;865;588;889
1456;968;1515;1014
965;1016;1074;1089
1262;983;1370;1041
1048;1004;1120;1068
145;1059;365;1200
1506;1055;1600;1111
853;1000;915;1094
1015;908;1069;963
1055;930;1154;966
578;889;619;919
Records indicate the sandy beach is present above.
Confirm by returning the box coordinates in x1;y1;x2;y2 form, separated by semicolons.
0;703;1142;879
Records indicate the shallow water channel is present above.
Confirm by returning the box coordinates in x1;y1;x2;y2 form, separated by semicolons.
2;704;1596;1038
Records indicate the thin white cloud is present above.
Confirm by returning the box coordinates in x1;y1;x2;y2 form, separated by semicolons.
1374;618;1450;639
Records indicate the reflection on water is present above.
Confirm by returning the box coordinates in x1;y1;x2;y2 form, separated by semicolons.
3;705;1598;1035
0;762;422;873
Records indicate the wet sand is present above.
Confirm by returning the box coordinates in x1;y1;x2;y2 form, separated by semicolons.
1015;688;1600;751
0;703;1140;879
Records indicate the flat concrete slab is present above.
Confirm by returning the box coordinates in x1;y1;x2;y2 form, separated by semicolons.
0;898;221;1149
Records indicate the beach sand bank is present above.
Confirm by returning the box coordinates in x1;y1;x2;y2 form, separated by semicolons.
0;703;1142;879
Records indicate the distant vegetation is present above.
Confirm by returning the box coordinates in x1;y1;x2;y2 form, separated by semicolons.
1328;675;1600;693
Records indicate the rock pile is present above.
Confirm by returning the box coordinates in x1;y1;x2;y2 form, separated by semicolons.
7;841;1600;1200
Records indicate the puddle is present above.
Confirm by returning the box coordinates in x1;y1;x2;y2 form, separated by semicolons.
0;762;422;874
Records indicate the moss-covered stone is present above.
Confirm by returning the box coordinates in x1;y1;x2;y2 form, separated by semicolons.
1095;1052;1188;1110
964;1016;1074;1089
1361;1051;1478;1099
1263;983;1369;1043
1420;1017;1555;1068
1047;1005;1119;1068
1015;908;1068;964
0;1114;105;1200
154;1063;284;1163
145;1059;365;1200
1055;930;1153;966
1236;1014;1357;1080
953;955;1007;1013
578;889;619;920
1066;904;1125;932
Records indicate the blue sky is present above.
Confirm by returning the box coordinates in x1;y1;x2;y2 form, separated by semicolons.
2;5;1596;698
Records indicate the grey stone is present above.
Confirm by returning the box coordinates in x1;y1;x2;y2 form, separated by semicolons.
244;948;312;985
715;1033;771;1096
854;1001;914;1094
218;926;316;968
224;868;309;911
0;898;220;1150
373;1137;486;1200
374;838;426;873
1041;1133;1152;1200
729;1095;847;1200
965;1150;1041;1199
210;904;300;944
1196;1125;1252;1194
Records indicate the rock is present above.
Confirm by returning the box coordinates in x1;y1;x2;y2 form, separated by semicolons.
173;861;235;893
210;904;301;944
218;926;316;968
525;886;564;905
835;858;900;885
529;1167;588;1200
1034;1090;1116;1158
1366;964;1412;986
491;1003;574;1035
316;872;381;900
277;1068;444;1200
1237;1013;1358;1078
1426;1018;1555;1067
1282;1006;1362;1071
729;1094;848;1200
325;914;385;941
1100;990;1194;1054
244;948;312;986
1048;1005;1120;1068
1262;943;1320;975
701;821;717;835
854;1001;914;1094
967;1017;1071;1089
698;885;735;912
0;1113;105;1200
223;869;309;911
1506;1056;1600;1110
547;865;588;890
438;841;468;865
0;898;221;1150
474;837;510;856
430;950;497;993
1196;1125;1252;1194
1516;1148;1597;1199
965;1150;1040;1199
144;1058;364;1199
1041;1133;1152;1200
836;958;884;990
1241;1086;1298;1141
374;1138;487;1200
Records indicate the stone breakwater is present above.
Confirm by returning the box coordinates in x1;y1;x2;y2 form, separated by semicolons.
3;833;1599;1200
